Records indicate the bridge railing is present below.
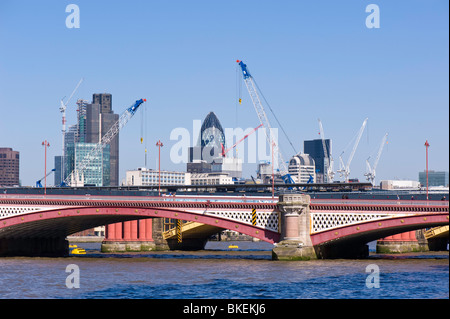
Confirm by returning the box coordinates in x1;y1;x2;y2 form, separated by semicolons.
2;194;448;208
310;198;449;207
0;194;278;204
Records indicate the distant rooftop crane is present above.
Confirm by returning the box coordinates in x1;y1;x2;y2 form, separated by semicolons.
59;78;83;181
337;118;368;183
221;124;263;157
36;169;56;188
63;98;147;187
236;60;294;184
365;133;388;185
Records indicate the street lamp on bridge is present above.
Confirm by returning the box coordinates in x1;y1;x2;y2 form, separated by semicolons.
42;140;50;195
156;140;163;196
424;140;430;200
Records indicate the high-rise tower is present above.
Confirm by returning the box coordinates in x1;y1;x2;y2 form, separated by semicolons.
86;93;119;186
187;112;225;174
186;112;242;178
304;138;332;183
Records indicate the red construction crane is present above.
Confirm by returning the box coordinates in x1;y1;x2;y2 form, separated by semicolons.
221;124;263;157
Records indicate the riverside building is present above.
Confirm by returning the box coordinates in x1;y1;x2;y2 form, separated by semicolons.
0;148;19;187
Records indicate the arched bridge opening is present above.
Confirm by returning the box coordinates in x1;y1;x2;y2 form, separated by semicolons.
310;213;449;259
0;205;280;256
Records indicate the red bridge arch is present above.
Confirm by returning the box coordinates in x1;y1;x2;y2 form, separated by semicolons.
0;206;280;243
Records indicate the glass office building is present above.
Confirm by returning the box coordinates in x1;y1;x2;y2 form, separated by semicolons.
74;143;110;186
304;139;331;183
57;94;117;187
419;171;449;187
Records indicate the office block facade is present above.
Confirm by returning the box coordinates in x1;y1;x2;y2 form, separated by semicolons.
126;167;189;186
54;155;62;186
86;93;119;186
419;171;449;187
74;143;110;186
0;148;19;187
304;138;331;183
288;153;316;183
56;94;118;187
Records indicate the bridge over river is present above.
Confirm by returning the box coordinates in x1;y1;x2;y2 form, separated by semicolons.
0;193;448;259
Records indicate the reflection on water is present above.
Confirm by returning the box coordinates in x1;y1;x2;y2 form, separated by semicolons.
0;241;448;299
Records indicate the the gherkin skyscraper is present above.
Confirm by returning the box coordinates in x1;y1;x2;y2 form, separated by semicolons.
187;112;225;174
198;112;226;150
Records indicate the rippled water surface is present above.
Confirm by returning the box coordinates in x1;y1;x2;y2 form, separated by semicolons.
0;242;448;299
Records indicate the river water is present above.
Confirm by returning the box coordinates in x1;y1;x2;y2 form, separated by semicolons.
0;241;448;299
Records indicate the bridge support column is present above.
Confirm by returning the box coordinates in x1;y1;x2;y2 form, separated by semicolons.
376;230;429;254
101;219;156;253
0;237;69;257
272;194;316;260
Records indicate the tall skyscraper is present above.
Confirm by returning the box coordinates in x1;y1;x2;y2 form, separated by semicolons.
186;112;242;178
56;93;118;187
304;138;331;183
54;155;62;186
62;124;79;185
0;147;20;187
86;93;119;186
76;99;88;143
187;112;225;174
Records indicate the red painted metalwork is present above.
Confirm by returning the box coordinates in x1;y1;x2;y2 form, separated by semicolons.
310;213;448;246
0;195;447;246
0;206;280;244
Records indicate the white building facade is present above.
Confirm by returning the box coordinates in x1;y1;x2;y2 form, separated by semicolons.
190;172;233;186
125;168;234;187
125;168;191;186
380;180;421;190
288;153;316;183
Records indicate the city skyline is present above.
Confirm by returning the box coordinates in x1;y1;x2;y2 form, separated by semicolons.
0;1;448;186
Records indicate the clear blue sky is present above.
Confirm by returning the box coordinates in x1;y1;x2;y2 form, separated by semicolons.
0;0;448;186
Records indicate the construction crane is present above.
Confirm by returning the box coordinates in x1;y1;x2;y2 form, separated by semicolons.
318;119;335;183
365;133;388;185
59;78;83;181
337;118;368;183
236;60;294;184
221;124;263;157
36;169;56;188
63;98;147;187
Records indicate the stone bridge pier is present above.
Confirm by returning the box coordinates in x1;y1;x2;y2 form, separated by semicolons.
272;193;317;260
272;193;371;260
